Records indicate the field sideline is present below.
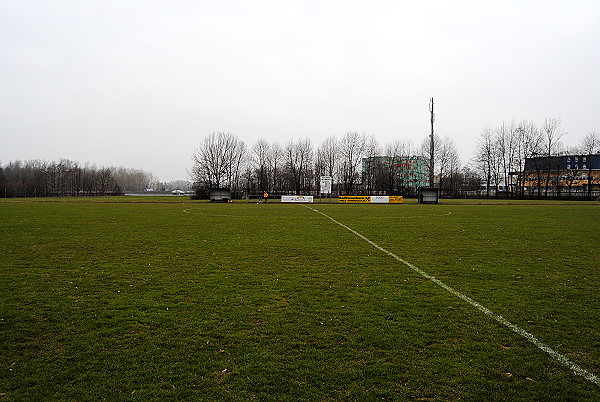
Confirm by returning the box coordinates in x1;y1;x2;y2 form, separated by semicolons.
1;198;599;400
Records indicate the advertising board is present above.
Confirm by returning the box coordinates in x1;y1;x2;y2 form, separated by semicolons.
338;195;404;204
320;176;332;194
338;195;371;203
370;196;389;203
281;195;314;203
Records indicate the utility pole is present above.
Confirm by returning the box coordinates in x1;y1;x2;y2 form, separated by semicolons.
429;97;435;187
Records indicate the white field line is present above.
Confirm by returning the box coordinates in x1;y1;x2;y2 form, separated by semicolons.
304;205;600;388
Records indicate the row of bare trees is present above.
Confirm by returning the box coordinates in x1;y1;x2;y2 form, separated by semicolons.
0;159;155;197
190;132;318;196
474;118;600;198
190;131;467;197
8;121;594;199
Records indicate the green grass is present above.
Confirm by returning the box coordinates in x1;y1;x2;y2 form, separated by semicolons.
1;198;599;400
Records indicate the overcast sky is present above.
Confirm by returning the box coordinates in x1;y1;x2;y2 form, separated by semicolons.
1;1;599;181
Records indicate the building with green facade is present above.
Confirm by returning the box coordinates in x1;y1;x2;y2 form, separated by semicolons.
361;156;429;195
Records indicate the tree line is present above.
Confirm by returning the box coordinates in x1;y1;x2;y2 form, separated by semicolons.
4;118;597;199
0;159;155;197
193;122;598;199
190;130;474;198
474;118;599;198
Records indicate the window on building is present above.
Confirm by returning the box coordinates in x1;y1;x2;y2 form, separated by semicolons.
567;164;571;170
583;164;587;170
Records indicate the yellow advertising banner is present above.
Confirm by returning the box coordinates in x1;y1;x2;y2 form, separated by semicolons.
338;195;404;203
339;195;371;203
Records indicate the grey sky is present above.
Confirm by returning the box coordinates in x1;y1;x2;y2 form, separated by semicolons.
1;0;599;181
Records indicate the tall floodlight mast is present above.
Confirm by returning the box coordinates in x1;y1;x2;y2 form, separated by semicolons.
429;98;435;187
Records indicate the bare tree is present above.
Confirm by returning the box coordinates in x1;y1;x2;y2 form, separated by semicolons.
437;137;461;196
113;166;154;192
228;141;247;194
495;121;520;197
362;135;380;194
542;118;566;197
97;167;114;195
191;131;247;192
474;127;498;197
381;141;400;194
316;136;339;194
285;138;313;194
252;138;270;193
460;164;481;196
338;131;367;195
437;136;459;194
514;120;542;198
580;131;600;154
269;142;284;194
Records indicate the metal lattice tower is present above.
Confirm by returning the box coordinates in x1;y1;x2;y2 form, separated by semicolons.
429;98;435;187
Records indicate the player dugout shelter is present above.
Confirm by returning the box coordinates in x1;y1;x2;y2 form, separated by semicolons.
418;188;440;204
210;188;231;203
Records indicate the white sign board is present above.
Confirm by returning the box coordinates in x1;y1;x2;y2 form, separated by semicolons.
281;195;314;203
320;176;332;194
370;196;389;203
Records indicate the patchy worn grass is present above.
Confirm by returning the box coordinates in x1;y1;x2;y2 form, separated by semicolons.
1;198;598;400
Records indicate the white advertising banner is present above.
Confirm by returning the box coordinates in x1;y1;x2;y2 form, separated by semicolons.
281;195;314;203
370;196;389;203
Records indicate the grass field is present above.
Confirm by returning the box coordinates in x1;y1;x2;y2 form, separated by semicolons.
1;197;599;400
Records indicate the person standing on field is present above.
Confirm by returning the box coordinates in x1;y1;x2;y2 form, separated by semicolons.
263;192;269;203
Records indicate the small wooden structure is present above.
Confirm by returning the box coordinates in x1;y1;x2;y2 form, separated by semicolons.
210;188;231;203
418;188;440;204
